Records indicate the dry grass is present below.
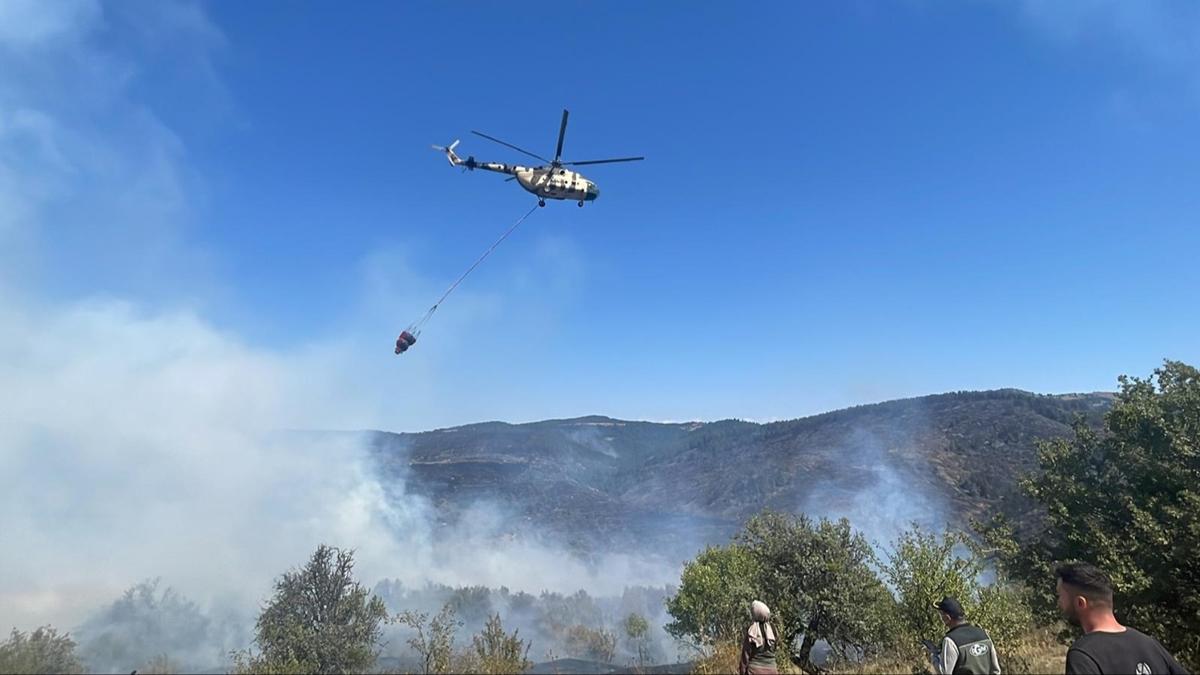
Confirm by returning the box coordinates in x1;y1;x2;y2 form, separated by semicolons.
821;630;1067;675
685;629;1069;675
689;641;742;675
999;628;1066;675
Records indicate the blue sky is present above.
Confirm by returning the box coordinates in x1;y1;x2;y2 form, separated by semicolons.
3;0;1199;430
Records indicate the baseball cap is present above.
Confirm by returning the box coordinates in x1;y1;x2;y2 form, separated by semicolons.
933;596;965;619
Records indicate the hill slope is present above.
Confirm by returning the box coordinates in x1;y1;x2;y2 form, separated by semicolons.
366;389;1111;557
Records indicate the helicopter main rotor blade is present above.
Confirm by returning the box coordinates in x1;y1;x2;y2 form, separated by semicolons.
553;109;569;165
470;130;550;164
562;156;645;166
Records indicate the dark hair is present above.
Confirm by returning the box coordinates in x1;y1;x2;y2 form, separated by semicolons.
1056;562;1114;605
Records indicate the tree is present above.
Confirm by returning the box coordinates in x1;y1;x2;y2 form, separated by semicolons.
984;360;1200;669
970;582;1036;671
622;613;652;670
563;624;616;663
665;544;760;649
238;544;388;674
536;590;602;642
0;626;85;675
448;586;494;628
736;511;896;674
395;603;461;675
880;526;1032;665
465;613;531;674
76;578;230;673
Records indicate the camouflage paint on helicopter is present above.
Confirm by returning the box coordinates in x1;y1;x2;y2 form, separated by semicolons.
433;109;641;207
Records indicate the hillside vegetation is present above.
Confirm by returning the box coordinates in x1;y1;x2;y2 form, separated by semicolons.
6;362;1194;674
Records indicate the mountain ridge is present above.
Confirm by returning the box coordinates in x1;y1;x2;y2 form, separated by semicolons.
371;388;1113;433
359;389;1114;558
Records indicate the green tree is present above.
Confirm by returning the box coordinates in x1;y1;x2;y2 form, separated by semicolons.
971;582;1036;670
882;527;979;648
622;613;652;669
880;526;1032;666
448;586;494;627
0;626;84;675
737;511;896;674
563;624;616;663
984;360;1200;669
665;544;760;648
465;613;531;674
236;544;388;674
536;590;601;642
395;603;462;675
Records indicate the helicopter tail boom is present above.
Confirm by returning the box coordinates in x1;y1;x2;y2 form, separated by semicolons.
432;140;520;176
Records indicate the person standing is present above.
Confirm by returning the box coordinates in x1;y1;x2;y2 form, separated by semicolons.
932;596;1002;674
739;600;778;675
1056;562;1187;674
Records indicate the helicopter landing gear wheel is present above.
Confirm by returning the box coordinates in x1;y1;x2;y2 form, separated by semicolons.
538;199;546;207
577;200;584;207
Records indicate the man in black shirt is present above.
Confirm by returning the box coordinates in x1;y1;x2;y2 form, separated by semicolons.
1055;562;1188;674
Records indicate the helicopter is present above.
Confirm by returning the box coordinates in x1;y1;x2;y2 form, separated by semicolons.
433;109;644;207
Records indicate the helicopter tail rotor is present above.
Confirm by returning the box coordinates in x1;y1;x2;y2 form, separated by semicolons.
431;140;462;167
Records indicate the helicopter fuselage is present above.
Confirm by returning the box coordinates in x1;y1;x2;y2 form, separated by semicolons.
457;156;599;204
516;165;598;203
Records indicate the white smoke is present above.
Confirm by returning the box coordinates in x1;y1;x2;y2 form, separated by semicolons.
799;425;948;550
0;294;373;626
0;287;687;670
0;5;680;670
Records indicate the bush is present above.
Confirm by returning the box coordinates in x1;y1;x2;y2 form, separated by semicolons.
879;526;1033;669
0;626;84;675
665;544;760;649
394;603;461;675
461;613;531;674
234;544;388;674
984;360;1200;670
688;639;742;675
563;624;616;663
622;613;653;669
76;578;232;673
737;511;897;672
